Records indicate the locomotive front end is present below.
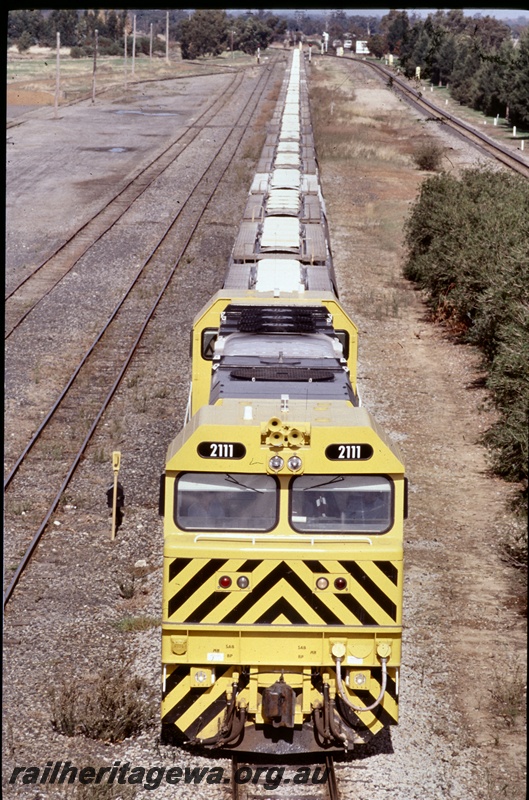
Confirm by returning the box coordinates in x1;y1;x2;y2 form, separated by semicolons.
160;400;405;753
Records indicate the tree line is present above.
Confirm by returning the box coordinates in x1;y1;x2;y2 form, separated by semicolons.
8;9;528;126
372;9;529;128
404;168;529;520
7;9;287;59
177;10;287;59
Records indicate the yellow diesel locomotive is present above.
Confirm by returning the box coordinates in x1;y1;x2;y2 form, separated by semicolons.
160;48;406;754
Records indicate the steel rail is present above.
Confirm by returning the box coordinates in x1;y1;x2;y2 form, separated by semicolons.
343;55;529;178
232;757;240;800
325;756;339;800
4;99;239;488
4;75;252;340
4;60;279;490
3;59;281;608
230;755;339;800
370;60;529;175
5;71;242;302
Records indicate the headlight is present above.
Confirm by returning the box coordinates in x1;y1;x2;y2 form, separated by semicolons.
269;455;284;472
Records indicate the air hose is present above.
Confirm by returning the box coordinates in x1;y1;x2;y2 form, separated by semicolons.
334;654;388;713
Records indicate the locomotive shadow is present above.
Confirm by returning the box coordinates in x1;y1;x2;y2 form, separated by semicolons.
166;726;394;763
335;727;394;761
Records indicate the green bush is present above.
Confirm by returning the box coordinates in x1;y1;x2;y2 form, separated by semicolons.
403;167;529;514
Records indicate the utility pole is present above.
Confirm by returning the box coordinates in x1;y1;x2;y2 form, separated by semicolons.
91;29;98;103
54;31;60;118
132;14;136;76
166;11;170;63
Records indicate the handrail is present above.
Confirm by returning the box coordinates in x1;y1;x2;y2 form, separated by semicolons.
193;533;373;544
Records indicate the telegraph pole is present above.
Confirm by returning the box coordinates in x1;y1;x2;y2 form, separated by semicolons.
91;29;98;103
132;14;136;76
54;31;60;118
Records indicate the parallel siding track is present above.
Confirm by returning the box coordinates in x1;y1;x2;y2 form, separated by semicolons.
5;64;278;337
3;57;286;607
328;54;529;179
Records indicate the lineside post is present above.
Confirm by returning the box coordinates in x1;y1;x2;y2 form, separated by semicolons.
111;451;121;540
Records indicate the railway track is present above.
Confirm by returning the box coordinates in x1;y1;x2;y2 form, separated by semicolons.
4;68;253;338
328;53;529;179
3;56;286;607
231;756;339;800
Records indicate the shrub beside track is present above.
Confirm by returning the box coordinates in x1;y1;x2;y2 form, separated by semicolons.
403;167;529;528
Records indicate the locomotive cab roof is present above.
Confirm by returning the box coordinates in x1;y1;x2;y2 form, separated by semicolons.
166;399;405;475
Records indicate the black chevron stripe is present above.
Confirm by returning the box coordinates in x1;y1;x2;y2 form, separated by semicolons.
162;667;230;726
236;560;262;573
336;693;396;730
184;590;228;624
254;597;307;624
218;562;342;625
169;558;193;583
168;559;228;618
372;667;397;697
170;559;397;626
162;665;188;700
162;687;203;725
335;668;398;729
303;560;330;573
373;560;399;586
334;592;377;625
184;693;230;739
340;561;397;621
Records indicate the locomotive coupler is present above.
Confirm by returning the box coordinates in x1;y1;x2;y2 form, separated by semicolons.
261;675;296;728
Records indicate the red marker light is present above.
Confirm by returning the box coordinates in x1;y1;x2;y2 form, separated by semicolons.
334;577;347;590
219;575;232;589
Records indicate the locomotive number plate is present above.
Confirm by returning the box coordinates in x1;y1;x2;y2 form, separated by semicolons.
197;442;246;459
325;444;373;460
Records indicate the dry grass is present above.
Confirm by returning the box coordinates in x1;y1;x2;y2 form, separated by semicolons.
6;49;264;108
114;615;160;632
489;665;527;728
310;71;411;167
50;652;155;742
